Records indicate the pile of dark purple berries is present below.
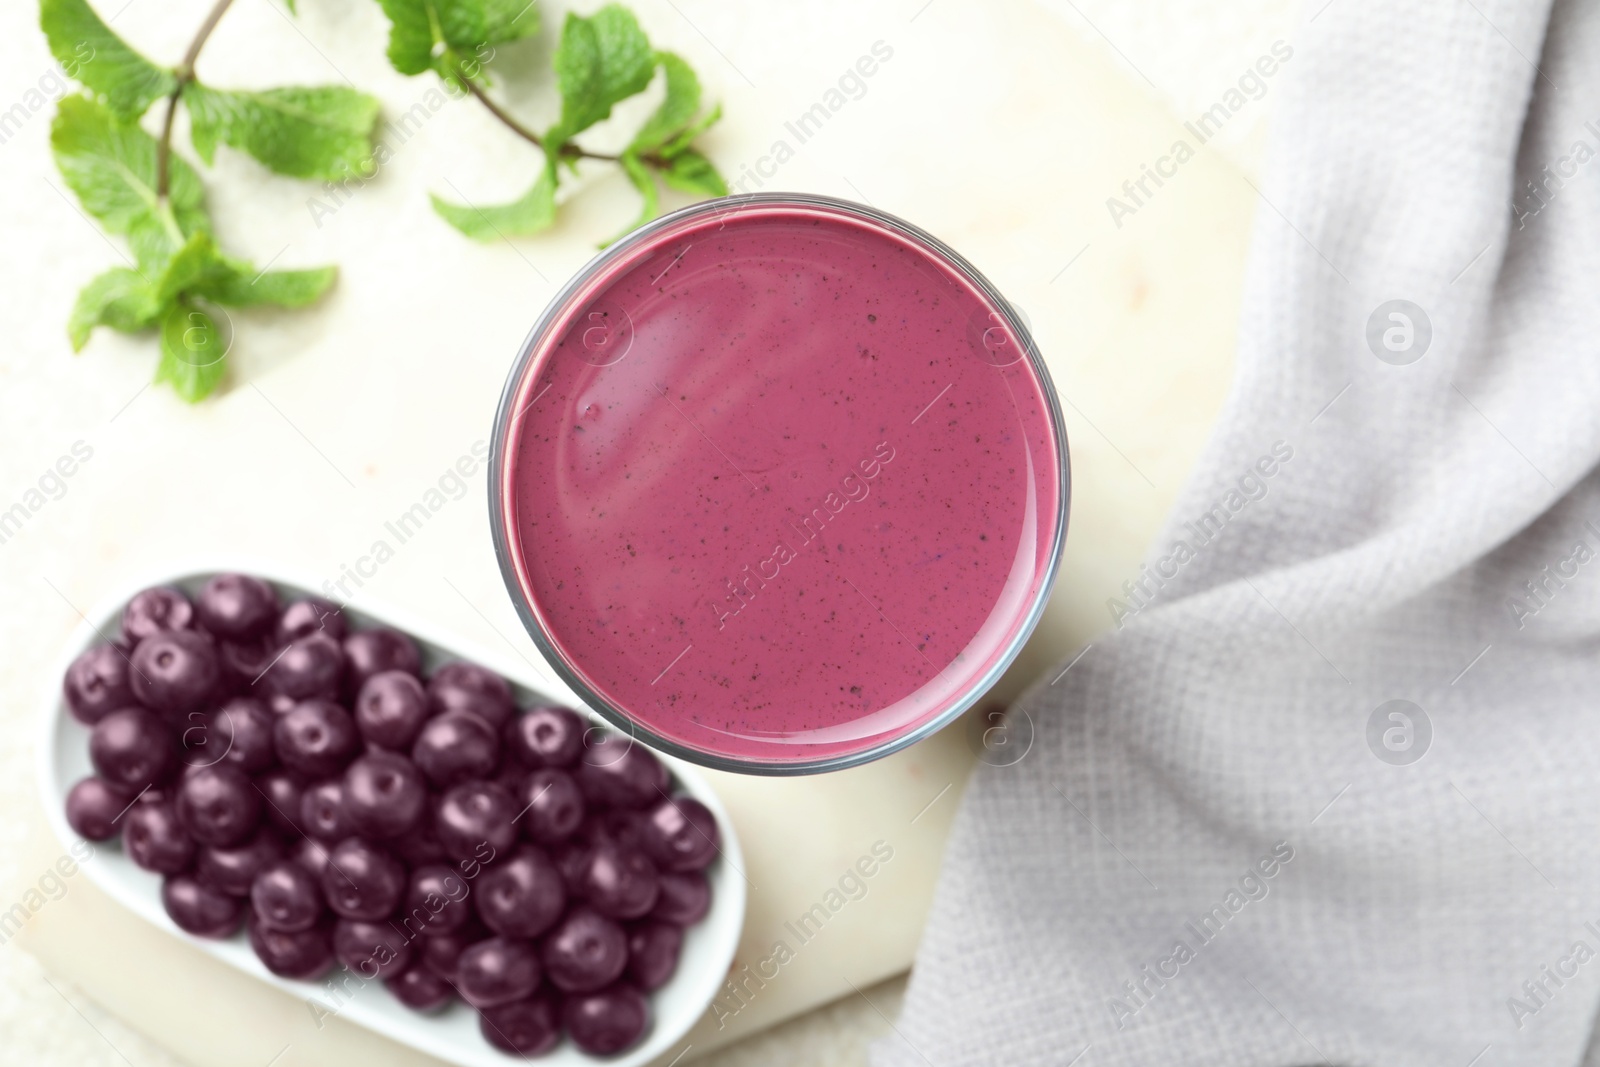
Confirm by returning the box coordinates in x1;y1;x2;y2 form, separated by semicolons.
61;574;718;1058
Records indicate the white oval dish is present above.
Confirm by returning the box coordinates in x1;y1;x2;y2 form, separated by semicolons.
37;560;745;1067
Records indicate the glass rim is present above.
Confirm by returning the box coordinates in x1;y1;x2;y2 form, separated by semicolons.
488;191;1072;776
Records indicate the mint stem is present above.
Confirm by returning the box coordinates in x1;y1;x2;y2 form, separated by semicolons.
456;68;665;168
156;0;236;201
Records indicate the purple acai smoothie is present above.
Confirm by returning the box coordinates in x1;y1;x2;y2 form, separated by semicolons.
496;198;1065;769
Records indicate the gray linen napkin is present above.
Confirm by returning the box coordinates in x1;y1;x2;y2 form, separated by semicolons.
876;0;1600;1063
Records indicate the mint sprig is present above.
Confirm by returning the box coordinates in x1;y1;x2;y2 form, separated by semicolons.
373;1;728;243
42;0;377;402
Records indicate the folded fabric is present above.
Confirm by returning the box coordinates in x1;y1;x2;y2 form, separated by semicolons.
877;0;1600;1063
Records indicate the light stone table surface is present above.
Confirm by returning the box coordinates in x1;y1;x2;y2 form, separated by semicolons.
0;0;1291;1062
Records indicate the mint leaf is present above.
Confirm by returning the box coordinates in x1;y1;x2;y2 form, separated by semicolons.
156;301;227;402
443;0;539;49
237;266;336;307
629;52;700;153
184;83;380;181
154;231;222;304
40;0;177;120
51;95;208;271
376;0;540;77
431;160;557;240
659;147;726;197
547;5;654;147
374;0;437;76
660;101;720;159
68;267;161;349
196;259;337;308
604;151;657;246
